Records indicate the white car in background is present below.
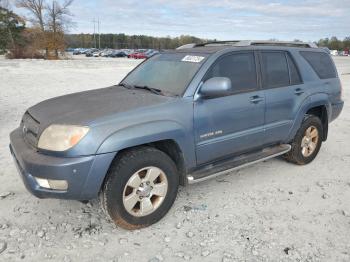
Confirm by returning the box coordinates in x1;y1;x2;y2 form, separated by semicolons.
331;50;339;56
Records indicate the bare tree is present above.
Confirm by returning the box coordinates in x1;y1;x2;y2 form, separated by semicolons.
46;0;73;58
16;0;73;59
16;0;47;57
16;0;46;32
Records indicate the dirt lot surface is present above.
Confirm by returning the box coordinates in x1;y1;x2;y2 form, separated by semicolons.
0;55;349;262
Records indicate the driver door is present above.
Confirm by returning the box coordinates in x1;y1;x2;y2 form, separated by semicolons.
194;51;266;165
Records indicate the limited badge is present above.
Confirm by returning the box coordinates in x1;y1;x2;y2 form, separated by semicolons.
182;55;205;63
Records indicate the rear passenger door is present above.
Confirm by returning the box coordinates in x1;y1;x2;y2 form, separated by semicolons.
194;51;265;165
259;51;307;145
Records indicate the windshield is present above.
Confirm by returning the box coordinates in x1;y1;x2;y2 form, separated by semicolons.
121;53;208;96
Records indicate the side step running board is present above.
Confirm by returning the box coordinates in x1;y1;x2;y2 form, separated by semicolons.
187;144;291;184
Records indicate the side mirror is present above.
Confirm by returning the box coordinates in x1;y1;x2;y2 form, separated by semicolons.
199;77;232;98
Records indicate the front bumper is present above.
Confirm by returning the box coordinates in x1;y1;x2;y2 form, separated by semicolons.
9;128;116;200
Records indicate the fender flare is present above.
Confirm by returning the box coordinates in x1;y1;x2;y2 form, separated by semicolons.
286;93;331;142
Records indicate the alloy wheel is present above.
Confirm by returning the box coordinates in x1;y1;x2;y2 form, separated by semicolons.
122;166;168;217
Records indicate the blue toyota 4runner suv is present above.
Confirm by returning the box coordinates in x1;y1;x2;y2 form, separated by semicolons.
10;41;344;229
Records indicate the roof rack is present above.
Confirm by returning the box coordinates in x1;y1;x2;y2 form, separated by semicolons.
176;40;318;49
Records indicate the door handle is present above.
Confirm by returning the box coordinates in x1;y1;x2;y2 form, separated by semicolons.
294;88;304;95
250;95;264;104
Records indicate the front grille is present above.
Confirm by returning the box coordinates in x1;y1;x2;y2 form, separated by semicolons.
21;112;40;147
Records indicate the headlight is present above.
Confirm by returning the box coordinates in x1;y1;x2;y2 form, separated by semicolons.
38;125;89;151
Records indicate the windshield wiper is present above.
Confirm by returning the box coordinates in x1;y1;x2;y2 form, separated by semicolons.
119;82;133;89
119;83;163;95
133;85;163;95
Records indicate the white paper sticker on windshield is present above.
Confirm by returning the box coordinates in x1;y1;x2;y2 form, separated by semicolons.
182;55;205;63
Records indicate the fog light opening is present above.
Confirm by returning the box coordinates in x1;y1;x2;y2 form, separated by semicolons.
35;177;50;189
34;177;68;191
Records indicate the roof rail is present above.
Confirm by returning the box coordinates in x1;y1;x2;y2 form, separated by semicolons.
240;40;318;48
176;43;197;49
176;40;318;49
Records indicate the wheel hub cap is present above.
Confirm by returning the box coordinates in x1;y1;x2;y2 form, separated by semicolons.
137;183;152;198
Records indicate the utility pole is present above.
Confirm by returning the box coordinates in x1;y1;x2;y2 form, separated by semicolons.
98;18;101;49
93;18;96;48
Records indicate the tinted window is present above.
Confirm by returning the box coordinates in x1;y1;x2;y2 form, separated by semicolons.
286;53;302;85
205;52;258;93
261;52;290;88
300;51;336;79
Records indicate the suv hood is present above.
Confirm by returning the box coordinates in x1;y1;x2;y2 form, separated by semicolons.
27;86;171;127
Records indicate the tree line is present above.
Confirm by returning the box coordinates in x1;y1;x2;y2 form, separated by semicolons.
65;34;350;51
65;34;206;50
317;37;350;51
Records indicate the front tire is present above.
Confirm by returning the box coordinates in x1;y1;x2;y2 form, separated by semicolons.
285;115;323;165
101;147;179;229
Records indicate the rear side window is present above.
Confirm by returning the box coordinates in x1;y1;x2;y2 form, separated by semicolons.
286;53;302;85
204;52;258;93
261;51;290;88
300;51;336;79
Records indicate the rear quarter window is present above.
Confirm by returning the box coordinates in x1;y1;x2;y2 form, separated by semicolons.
286;53;302;85
300;51;337;79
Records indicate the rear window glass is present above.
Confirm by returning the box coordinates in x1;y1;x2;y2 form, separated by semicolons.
261;52;290;88
300;51;336;79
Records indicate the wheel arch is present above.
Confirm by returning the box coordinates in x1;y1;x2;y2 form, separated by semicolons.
99;139;189;195
306;105;329;141
287;93;330;142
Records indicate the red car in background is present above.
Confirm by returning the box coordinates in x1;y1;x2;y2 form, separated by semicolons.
134;52;148;59
128;49;160;59
128;49;147;59
344;48;349;56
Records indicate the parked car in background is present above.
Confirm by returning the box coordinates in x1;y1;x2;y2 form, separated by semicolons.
133;52;148;59
128;49;147;59
101;50;113;57
73;48;85;55
81;49;91;55
122;49;133;55
93;51;101;57
330;50;339;56
146;50;159;58
127;51;138;59
110;50;128;57
127;49;158;59
85;49;98;57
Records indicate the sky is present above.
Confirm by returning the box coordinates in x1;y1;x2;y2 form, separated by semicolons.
12;0;350;41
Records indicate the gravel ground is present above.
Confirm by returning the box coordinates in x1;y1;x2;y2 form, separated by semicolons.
0;55;349;262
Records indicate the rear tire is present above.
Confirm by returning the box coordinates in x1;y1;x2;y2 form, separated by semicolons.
100;147;179;229
285;115;323;165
